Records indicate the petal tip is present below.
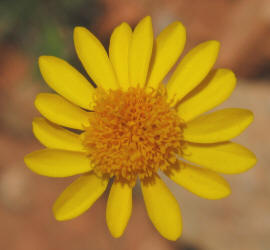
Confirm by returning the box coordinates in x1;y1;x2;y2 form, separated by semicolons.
209;39;220;48
219;68;236;79
38;55;62;67
34;93;44;110
73;26;86;35
201;40;220;54
163;21;186;44
52;206;66;221
165;230;182;241
24;152;36;172
142;15;152;22
73;26;89;43
38;56;51;74
216;184;232;200
39;54;54;62
137;15;152;28
171;21;186;31
248;110;255;123
23;153;30;166
119;21;130;29
109;229;123;239
32;118;39;132
249;152;257;168
220;68;237;89
242;109;255;129
111;22;132;39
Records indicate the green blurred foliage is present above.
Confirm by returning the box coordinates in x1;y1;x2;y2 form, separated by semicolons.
0;0;102;59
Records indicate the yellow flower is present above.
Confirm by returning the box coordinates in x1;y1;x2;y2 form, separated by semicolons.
24;16;256;240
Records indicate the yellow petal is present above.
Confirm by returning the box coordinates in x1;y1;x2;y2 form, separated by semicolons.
32;117;85;152
177;69;236;122
141;176;182;241
38;56;95;110
53;173;108;221
182;142;257;174
109;22;132;90
129;16;153;87
106;182;132;238
74;26;118;90
24;148;93;177
167;40;220;106
147;21;186;90
35;93;90;130
184;108;254;143
167;160;231;199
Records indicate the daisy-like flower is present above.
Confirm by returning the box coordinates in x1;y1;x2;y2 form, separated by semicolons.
24;16;256;240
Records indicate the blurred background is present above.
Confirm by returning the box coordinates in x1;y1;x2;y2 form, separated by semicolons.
0;0;269;249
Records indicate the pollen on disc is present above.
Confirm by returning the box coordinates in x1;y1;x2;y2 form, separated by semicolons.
82;87;184;186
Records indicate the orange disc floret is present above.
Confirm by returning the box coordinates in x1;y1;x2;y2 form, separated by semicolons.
82;87;185;186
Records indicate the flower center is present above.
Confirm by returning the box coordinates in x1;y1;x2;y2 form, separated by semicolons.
82;87;184;186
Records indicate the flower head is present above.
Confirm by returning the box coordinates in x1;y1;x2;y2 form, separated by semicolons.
24;16;256;240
